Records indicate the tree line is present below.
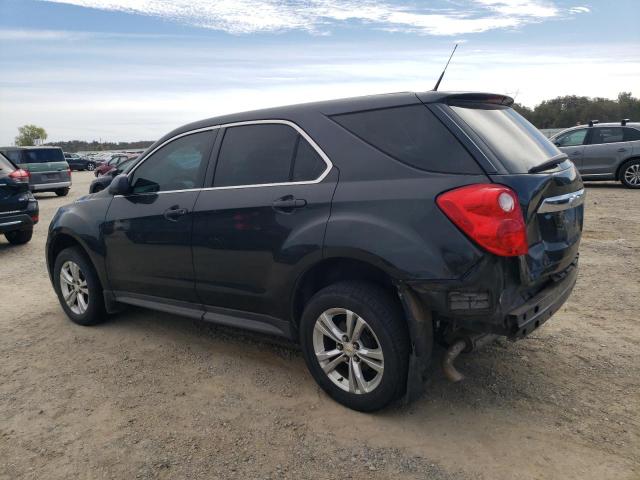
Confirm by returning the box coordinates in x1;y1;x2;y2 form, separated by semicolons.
44;139;154;152
513;92;639;129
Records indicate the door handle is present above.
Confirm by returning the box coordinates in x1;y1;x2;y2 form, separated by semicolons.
272;196;307;212
163;205;188;221
570;151;582;156
617;148;627;153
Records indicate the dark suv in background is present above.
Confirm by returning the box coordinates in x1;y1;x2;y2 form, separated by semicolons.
0;153;39;244
46;92;584;411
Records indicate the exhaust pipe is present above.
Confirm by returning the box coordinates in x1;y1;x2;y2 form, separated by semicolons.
442;334;498;382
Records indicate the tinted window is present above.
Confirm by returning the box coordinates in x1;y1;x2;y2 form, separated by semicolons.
214;124;326;187
624;127;640;141
292;137;326;182
555;129;588;147
332;104;480;174
21;148;65;164
2;150;22;164
131;131;212;193
449;104;560;173
589;127;624;145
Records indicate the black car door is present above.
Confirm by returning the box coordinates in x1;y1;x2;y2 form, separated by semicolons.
192;121;336;322
103;130;216;303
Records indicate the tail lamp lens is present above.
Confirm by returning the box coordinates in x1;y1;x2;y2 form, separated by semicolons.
436;184;528;257
9;169;30;183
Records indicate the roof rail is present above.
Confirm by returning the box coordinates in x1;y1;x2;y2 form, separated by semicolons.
622;118;630;126
588;120;599;127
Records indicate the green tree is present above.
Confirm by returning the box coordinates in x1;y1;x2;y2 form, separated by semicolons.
15;124;48;146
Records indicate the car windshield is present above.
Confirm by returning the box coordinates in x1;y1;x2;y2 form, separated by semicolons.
448;103;562;173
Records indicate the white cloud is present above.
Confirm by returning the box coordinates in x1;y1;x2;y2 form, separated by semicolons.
37;0;590;36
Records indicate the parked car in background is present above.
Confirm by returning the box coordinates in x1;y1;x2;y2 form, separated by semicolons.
47;91;584;411
0;153;39;244
551;120;640;188
94;154;134;177
89;157;138;193
64;152;96;172
0;146;72;196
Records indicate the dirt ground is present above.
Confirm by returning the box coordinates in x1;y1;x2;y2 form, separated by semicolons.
1;171;638;480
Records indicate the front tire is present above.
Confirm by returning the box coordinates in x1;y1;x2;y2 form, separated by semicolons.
55;188;70;196
5;228;33;245
53;247;106;326
299;281;409;412
620;159;640;189
87;162;96;171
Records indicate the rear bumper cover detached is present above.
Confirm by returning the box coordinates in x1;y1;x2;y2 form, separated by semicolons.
409;256;579;340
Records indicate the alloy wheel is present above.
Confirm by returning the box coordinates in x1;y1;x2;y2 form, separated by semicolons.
312;308;384;394
624;163;640;186
59;260;89;315
87;163;95;171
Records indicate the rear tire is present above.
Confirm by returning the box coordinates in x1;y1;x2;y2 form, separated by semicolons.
620;159;640;189
5;228;33;245
299;281;409;412
53;247;106;326
55;188;70;196
87;162;96;171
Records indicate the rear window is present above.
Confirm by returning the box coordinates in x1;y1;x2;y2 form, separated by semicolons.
0;153;15;172
19;148;65;164
449;103;561;173
331;104;482;174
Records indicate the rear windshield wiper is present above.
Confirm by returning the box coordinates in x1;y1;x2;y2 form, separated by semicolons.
528;154;568;174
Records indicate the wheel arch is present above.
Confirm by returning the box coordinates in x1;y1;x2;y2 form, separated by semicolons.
615;156;640;180
47;230;106;290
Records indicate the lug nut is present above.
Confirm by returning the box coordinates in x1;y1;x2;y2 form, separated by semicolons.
353;356;360;363
353;342;360;350
342;335;349;342
336;344;343;350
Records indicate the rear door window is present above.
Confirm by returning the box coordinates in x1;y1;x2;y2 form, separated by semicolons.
213;123;328;187
588;127;624;145
331;104;481;174
448;103;560;174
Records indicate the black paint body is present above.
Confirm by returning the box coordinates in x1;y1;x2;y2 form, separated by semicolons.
46;91;583;341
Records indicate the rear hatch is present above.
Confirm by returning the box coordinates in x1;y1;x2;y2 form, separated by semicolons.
433;96;584;285
13;148;70;186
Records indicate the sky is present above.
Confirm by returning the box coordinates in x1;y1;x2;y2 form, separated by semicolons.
0;0;638;144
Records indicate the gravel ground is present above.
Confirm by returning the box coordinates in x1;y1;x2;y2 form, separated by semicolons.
1;172;638;479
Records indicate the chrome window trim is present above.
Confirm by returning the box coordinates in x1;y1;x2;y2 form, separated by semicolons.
538;188;585;214
123;119;333;196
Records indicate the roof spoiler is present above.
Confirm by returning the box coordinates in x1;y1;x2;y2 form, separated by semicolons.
443;93;514;106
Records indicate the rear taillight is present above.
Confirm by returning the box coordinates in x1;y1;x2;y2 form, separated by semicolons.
67;167;72;177
9;169;30;183
436;184;528;257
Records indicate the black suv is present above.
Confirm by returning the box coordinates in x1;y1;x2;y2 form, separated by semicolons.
46;92;584;411
0;153;39;244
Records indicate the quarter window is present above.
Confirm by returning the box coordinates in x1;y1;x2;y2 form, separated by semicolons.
555;129;587;147
624;127;640;141
588;127;624;145
213;123;326;187
332;104;481;174
130;131;212;193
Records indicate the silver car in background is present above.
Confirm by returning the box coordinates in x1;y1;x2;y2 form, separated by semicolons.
551;121;640;188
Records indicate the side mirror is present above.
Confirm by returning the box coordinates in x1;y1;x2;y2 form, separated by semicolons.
553;141;561;147
109;174;131;195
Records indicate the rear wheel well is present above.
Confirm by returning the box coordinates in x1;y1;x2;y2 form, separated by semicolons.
292;258;402;333
616;157;640;180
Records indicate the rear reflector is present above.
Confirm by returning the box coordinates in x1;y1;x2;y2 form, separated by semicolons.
436;184;528;257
